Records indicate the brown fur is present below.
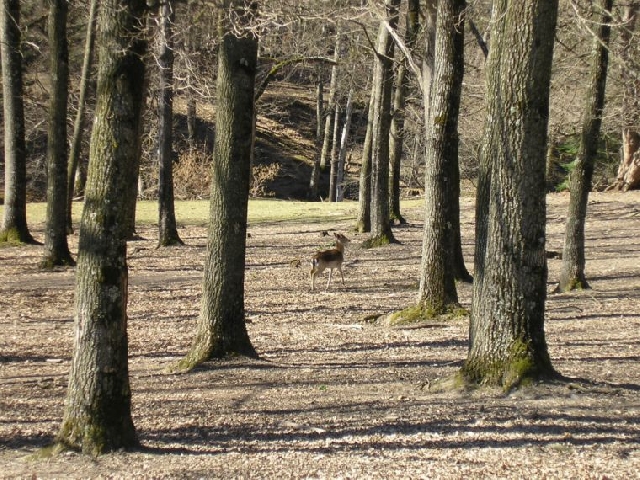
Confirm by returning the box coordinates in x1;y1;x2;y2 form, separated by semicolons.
310;233;350;291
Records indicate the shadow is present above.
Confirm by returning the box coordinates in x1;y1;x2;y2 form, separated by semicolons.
138;398;640;456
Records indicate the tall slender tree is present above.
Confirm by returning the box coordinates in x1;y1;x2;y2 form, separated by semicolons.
320;23;341;173
558;0;613;292
156;0;184;247
356;93;374;233
308;76;324;199
389;0;419;225
0;0;36;245
367;0;400;246
41;0;75;268
67;0;99;232
176;0;258;371
462;0;559;390
612;1;640;190
57;0;148;454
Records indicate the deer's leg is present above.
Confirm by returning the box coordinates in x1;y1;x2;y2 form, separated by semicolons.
326;268;333;289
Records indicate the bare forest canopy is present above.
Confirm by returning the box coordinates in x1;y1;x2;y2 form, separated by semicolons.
1;0;638;201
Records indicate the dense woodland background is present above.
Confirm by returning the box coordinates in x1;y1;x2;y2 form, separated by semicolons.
0;0;637;203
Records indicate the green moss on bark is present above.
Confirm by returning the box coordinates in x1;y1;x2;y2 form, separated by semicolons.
461;339;557;392
362;233;395;249
387;303;468;326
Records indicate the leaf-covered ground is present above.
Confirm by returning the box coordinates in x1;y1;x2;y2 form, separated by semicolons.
1;192;639;478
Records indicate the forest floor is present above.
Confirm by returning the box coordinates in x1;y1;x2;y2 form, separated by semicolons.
1;191;639;479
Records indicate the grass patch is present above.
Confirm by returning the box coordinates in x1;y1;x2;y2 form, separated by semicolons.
2;198;372;228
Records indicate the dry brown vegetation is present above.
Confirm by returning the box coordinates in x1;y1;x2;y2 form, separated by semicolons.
1;191;639;478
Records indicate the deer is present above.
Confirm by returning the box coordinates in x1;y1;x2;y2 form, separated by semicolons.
310;233;350;291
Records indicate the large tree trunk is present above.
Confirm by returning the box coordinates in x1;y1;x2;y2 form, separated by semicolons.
389;0;419;225
462;0;558;390
368;0;400;246
41;0;75;268
66;0;98;233
156;0;184;247
177;1;257;371
558;0;612;292
0;0;36;245
57;0;147;455
417;0;465;313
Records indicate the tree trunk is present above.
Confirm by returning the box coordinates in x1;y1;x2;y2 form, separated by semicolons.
356;93;374;233
308;78;324;199
177;1;258;371
320;24;341;172
57;0;147;454
329;102;341;202
66;0;98;233
463;0;558;390
0;0;36;245
336;88;354;202
558;0;612;292
612;2;640;191
389;0;419;225
185;3;197;152
417;0;466;312
41;0;75;268
422;0;437;118
368;0;400;246
157;0;184;247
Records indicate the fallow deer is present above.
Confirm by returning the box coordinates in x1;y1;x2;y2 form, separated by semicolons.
310;233;350;291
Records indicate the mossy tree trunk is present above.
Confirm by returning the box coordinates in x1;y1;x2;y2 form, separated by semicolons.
0;0;36;245
558;0;612;292
41;0;75;268
369;0;400;245
417;0;465;313
57;0;147;455
156;0;184;247
177;1;258;371
462;0;558;391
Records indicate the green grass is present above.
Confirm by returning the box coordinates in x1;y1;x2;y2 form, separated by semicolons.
1;198;426;227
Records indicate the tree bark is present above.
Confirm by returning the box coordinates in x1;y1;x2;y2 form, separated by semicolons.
308;78;324;199
41;0;75;268
388;0;419;225
463;0;558;390
368;0;400;246
320;24;341;172
558;0;612;292
66;0;98;233
156;0;184;247
0;0;36;245
329;102;341;202
417;0;465;312
177;1;258;371
336;88;354;202
356;93;374;233
57;0;147;454
612;2;640;191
